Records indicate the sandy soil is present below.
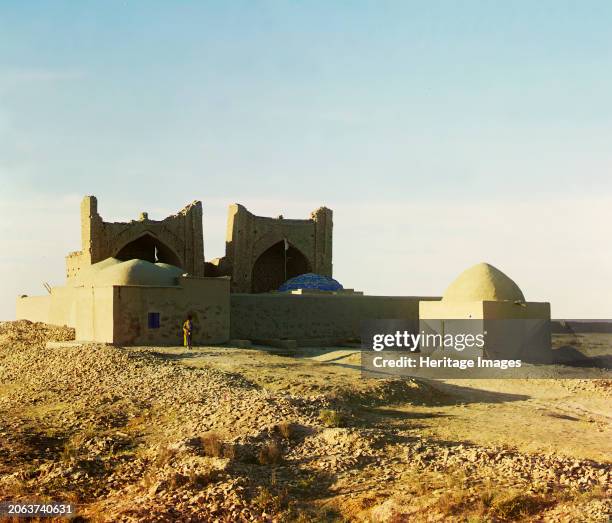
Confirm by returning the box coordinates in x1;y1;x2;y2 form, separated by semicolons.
0;321;610;522
164;345;611;459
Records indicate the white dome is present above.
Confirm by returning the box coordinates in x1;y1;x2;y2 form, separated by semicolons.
443;263;525;302
91;259;182;287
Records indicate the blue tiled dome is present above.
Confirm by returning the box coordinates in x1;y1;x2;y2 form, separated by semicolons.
278;273;344;292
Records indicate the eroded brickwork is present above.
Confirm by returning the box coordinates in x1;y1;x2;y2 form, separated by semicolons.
66;196;204;280
212;203;333;293
64;196;333;294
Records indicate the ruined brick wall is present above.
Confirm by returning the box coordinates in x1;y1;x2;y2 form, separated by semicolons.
218;203;333;293
66;196;204;280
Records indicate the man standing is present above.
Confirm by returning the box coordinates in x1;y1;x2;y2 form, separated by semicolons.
183;315;193;349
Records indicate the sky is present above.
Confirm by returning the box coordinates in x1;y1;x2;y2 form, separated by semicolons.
1;1;611;319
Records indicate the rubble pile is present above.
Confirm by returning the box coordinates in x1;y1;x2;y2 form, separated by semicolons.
405;438;610;492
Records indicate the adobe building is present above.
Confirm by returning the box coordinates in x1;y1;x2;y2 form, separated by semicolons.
207;203;333;293
66;196;205;280
17;257;229;345
17;195;438;346
17;196;228;345
419;263;551;362
16;196;550;351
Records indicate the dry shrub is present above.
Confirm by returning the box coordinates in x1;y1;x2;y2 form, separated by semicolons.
287;505;345;523
258;440;283;465
140;468;157;490
402;468;431;496
295;473;317;493
187;468;217;488
444;467;467;490
222;442;237;460
576;484;606;502
168;471;189;489
318;409;345;427
437;488;471;515
252;485;288;512
155;445;177;467
199;432;236;460
200;432;223;457
60;431;91;463
436;473;552;519
477;488;495;511
489;491;551;519
60;442;81;463
277;421;295;440
141;444;178;491
466;487;553;520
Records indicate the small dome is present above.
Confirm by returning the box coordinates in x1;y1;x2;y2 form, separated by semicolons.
443;263;525;302
279;273;343;292
93;259;182;287
155;262;185;277
91;257;122;271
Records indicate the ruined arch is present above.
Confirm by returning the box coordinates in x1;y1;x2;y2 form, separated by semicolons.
214;203;332;293
65;196;204;281
114;233;183;267
251;241;311;293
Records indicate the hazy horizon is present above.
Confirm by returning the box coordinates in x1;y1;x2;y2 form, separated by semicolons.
1;1;611;319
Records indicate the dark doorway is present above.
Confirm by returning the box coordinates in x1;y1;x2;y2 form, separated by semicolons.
251;241;311;293
115;234;182;267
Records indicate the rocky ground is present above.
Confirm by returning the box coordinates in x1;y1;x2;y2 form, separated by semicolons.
0;320;610;522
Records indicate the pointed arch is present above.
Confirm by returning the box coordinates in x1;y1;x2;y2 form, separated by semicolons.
114;233;183;268
251;241;311;293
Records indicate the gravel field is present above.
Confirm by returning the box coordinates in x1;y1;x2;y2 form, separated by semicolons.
0;320;610;522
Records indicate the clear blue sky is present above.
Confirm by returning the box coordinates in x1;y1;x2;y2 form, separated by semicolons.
1;1;611;318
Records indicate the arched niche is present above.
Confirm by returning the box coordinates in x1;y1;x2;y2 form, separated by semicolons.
115;233;183;268
251;241;311;293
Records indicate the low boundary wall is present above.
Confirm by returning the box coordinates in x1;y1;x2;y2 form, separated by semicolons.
230;293;440;346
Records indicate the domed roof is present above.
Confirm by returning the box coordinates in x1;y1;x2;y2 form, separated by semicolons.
92;259;183;287
442;263;525;302
154;262;185;277
91;257;123;271
279;273;344;292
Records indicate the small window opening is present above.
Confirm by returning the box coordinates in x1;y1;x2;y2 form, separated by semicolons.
148;312;161;329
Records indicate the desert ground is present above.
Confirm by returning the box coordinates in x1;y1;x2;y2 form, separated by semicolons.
0;321;610;522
